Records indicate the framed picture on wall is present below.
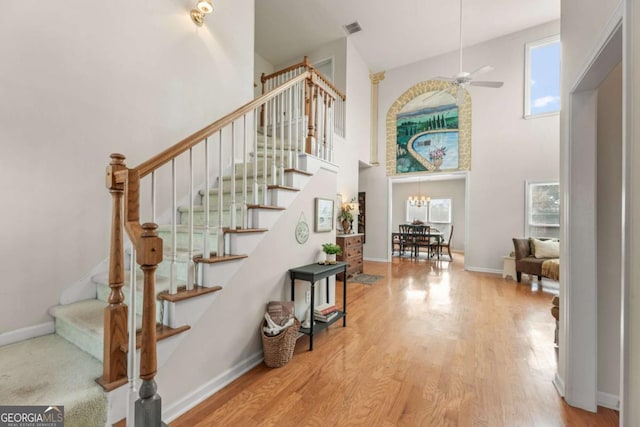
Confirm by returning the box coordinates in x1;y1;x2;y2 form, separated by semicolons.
314;198;334;232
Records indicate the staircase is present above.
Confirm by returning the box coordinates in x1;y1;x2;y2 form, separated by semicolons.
0;59;345;426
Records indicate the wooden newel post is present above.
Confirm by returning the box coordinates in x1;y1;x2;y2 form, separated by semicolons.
305;76;316;154
135;222;166;427
99;153;129;387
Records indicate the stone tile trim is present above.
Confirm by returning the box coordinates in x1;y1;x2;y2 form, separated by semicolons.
385;81;472;176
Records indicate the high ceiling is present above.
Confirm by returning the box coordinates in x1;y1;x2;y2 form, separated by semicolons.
255;0;560;72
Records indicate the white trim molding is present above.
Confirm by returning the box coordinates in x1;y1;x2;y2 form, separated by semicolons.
597;391;621;410
163;351;264;422
0;322;55;347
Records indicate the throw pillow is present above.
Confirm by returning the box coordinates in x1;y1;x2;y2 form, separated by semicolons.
532;238;559;259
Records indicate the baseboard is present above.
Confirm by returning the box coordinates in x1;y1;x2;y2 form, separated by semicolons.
163;351;264;422
465;266;502;275
553;372;565;396
0;321;55;347
363;257;387;263
597;391;620;410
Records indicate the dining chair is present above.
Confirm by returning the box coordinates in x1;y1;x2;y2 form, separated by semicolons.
398;224;413;256
434;225;454;260
412;225;432;258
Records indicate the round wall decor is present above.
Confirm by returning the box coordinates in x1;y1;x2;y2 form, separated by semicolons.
295;213;310;244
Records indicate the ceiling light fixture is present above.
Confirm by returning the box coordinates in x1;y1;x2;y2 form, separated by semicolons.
191;0;214;27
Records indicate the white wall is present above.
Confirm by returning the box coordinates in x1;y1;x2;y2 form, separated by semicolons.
272;38;370;224
158;167;338;414
629;2;640;423
0;0;254;334
363;21;561;270
596;62;622;400
341;39;371;203
275;38;347;94
254;52;275;98
559;0;624;414
391;179;465;251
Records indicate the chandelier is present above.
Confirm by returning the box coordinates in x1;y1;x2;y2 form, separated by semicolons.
407;177;430;207
407;195;430;207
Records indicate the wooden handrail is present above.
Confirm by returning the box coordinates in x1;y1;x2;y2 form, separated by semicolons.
261;57;346;102
308;66;346;101
260;56;309;83
135;71;311;178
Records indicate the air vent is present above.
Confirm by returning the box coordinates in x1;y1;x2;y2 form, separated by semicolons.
343;21;362;35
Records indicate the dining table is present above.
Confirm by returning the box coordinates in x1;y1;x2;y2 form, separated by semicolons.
392;225;444;259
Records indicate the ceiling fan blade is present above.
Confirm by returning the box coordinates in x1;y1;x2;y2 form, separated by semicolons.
457;86;465;105
470;80;504;88
468;65;494;77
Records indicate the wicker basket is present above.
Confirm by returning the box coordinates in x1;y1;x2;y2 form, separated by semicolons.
261;318;301;368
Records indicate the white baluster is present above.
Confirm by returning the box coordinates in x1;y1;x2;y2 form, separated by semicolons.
187;148;194;290
242;115;248;229
279;91;285;185
262;100;269;205
126;242;137;427
287;85;293;170
170;158;177;294
253;109;259;205
217;130;225;256
271;97;278;185
151;171;156;223
293;82;299;169
230;122;237;230
203;138;211;263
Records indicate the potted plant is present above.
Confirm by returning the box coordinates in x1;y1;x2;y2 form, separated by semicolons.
339;207;353;234
321;243;342;264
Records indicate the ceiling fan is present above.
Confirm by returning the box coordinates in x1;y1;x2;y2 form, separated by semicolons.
427;0;504;105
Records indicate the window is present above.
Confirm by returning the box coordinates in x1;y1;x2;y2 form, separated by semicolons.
525;35;561;118
429;198;452;223
525;181;559;238
405;198;451;224
406;201;428;223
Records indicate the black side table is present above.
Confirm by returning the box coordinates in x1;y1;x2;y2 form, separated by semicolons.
288;261;348;350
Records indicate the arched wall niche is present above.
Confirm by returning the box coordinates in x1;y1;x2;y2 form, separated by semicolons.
386;80;472;176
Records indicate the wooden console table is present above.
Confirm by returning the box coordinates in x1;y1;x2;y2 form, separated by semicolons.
289;261;348;351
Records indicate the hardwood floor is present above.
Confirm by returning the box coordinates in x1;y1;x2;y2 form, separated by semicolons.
170;256;619;426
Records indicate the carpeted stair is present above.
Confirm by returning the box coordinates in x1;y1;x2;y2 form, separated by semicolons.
2;130;302;426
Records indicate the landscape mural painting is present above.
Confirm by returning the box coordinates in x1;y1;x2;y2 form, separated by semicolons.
396;91;459;173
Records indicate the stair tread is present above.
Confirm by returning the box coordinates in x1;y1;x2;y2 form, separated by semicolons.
284;168;312;176
267;184;299;191
246;204;286;210
223;227;268;234
158;285;223;302
0;334;107;422
194;254;248;264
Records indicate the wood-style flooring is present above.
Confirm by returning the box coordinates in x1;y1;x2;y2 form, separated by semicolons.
170;256;619;426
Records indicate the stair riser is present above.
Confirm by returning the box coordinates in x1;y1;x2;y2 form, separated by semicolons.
179;209;239;227
157;229;217;251
202;190;265;208
55;317;104;362
96;283;164;323
156;257;194;283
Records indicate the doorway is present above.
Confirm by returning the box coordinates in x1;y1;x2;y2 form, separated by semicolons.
561;18;623;412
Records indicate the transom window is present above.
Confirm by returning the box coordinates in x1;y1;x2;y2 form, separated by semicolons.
525;35;561;118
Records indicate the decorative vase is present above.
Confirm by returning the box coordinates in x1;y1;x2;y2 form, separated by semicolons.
433;158;443;170
326;253;337;264
341;219;351;234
